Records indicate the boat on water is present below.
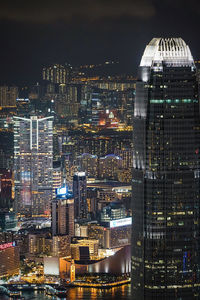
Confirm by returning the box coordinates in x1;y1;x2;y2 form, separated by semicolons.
56;285;68;297
45;285;56;296
7;289;21;298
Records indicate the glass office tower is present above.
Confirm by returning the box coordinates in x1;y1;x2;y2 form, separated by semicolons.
132;38;200;299
14;116;53;216
73;172;87;220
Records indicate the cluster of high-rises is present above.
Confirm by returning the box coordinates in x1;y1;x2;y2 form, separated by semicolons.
0;37;199;300
0;59;133;283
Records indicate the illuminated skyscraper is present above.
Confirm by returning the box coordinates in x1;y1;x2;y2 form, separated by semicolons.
14;116;53;216
52;186;74;237
0;242;20;278
77;153;98;177
52;161;62;199
73;172;87;220
42;64;71;84
0;86;18;107
0;169;14;209
132;38;200;299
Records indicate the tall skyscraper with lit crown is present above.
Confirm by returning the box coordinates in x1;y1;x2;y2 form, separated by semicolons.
132;38;200;299
14;116;53;216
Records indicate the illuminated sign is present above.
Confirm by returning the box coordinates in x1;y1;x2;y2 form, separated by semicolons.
75;172;86;177
56;186;67;196
110;217;132;228
16;98;29;102
0;242;15;250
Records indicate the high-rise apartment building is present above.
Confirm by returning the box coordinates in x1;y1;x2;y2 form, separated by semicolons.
53;162;62;199
52;235;71;257
14;116;53;216
77;153;98;178
29;233;52;256
99;154;122;180
0;86;18;107
0;242;20;278
132;38;200;299
0;169;14;209
42;64;71;84
73;172;87;220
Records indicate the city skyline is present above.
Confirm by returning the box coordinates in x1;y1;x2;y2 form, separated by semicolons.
0;34;199;299
0;1;199;297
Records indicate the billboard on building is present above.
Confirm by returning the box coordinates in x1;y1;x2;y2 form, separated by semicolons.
110;217;132;228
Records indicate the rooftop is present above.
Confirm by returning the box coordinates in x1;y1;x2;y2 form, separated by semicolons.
140;38;194;67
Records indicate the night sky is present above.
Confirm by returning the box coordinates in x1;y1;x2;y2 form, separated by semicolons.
0;0;200;85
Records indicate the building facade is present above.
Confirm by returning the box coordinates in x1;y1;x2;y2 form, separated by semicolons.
104;218;132;249
52;188;74;237
132;38;200;299
29;233;52;256
52;163;62;199
73;172;87;220
0;242;20;278
0;168;14;209
70;239;99;260
14;116;53;216
42;64;68;84
52;235;71;257
0;86;18;107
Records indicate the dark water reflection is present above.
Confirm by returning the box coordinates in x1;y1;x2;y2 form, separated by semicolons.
1;284;132;299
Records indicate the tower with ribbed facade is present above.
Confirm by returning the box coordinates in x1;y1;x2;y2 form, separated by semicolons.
132;38;200;299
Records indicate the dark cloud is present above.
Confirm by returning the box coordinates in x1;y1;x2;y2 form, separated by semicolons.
153;0;200;14
0;0;155;23
0;0;199;85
